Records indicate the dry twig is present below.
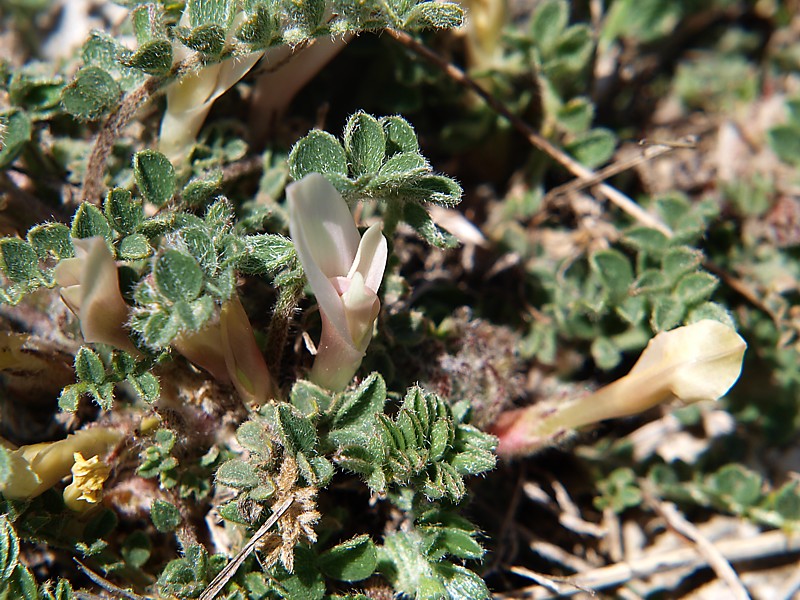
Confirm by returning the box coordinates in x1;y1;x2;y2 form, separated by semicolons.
504;529;800;599
198;497;294;600
384;29;672;237
647;493;751;600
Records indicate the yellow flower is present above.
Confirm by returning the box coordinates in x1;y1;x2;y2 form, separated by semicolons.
63;452;112;512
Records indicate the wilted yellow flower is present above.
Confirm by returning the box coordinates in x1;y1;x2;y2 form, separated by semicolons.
62;452;112;512
0;427;122;506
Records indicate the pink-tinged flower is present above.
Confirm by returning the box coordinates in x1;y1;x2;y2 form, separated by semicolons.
53;237;138;354
288;173;388;391
172;293;274;405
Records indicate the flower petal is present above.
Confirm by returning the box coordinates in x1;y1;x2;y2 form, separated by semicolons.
220;294;274;404
348;222;388;293
288;173;359;339
288;173;360;278
54;237;137;353
341;271;380;351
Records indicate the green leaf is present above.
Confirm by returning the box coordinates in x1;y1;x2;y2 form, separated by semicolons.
402;1;464;30
768;124;800;165
616;296;646;325
590;249;633;299
404;175;463;207
0;239;39;284
81;30;145;92
151;499;181;532
428;419;450;462
707;464;763;510
135;310;180;348
434;562;490;600
58;385;82;412
216;459;260;490
122;40;173;76
134;150;176;207
188;0;236;28
27;223;73;261
382;115;419;155
60;67;120;121
426;527;483;561
132;3;167;44
272;545;325;600
622;226;670;253
239;234;296;275
566;128;616;168
378;531;440;600
277;404;317;455
236;421;272;456
673;272;718;305
318;535;377;582
650;297;685;332
0;110;32;169
75;347;105;385
331;372;386;432
290;380;332;416
178;24;226;56
236;5;278;49
0;516;20;582
772;482;800;522
334;444;377;478
374;152;428;183
403;203;458;248
71;203;112;242
556;96;594;133
288;130;348;180
121;531;151;568
182;174;222;207
128;371;160;403
118;233;152;260
4;564;38;600
530;0;569;53
344;112;386;178
686;302;734;327
633;269;669;294
154;250;204;303
591;336;621;370
662;247;702;282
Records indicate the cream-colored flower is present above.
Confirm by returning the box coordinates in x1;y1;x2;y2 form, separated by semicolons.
159;10;263;163
53;237;137;354
288;173;388;391
493;320;747;457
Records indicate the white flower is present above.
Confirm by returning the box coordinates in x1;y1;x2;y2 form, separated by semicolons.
53;237;138;354
288;173;388;391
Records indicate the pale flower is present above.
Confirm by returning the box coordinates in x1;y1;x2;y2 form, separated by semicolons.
492;320;747;457
53;237;138;354
172;293;274;405
288;173;388;391
158;10;264;163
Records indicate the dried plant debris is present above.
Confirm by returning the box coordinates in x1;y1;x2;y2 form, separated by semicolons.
1;1;800;598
